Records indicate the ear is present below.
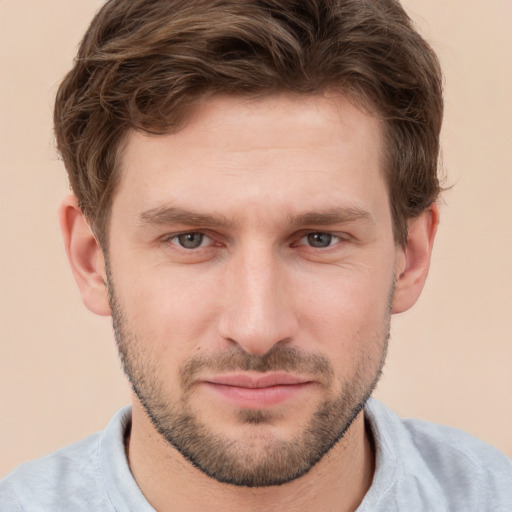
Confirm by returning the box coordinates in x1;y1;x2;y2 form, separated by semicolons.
58;194;111;316
392;205;439;314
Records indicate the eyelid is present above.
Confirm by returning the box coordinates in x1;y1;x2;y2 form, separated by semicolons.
161;230;214;248
159;229;351;250
291;231;351;248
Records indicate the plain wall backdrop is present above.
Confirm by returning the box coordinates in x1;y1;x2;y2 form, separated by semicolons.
1;0;511;477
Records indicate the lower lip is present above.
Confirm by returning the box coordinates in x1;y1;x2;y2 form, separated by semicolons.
203;382;312;408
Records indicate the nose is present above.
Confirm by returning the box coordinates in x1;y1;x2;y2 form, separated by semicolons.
217;244;299;356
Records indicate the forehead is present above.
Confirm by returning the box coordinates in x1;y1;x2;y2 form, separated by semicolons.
114;93;388;226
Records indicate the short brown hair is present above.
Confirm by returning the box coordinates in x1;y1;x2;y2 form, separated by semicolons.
54;0;443;246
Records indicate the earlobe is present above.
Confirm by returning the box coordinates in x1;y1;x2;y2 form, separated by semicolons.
392;205;439;314
58;194;111;316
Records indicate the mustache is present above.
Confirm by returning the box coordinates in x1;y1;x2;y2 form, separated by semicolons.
180;345;334;390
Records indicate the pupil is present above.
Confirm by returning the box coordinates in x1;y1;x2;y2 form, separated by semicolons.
178;233;203;248
307;233;332;248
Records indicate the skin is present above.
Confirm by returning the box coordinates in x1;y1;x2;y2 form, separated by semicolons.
60;93;438;512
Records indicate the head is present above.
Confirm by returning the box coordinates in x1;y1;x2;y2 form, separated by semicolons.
57;0;442;488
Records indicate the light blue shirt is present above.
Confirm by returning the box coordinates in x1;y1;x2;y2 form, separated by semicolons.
2;399;511;511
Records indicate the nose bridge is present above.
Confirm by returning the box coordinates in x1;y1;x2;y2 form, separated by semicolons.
218;239;298;355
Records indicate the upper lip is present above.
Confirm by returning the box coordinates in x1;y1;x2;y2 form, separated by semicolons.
203;373;312;389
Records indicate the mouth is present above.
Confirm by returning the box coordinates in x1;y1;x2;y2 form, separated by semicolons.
201;373;315;408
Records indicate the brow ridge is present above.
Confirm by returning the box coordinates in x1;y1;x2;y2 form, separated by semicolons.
138;205;373;229
288;207;374;226
139;206;232;228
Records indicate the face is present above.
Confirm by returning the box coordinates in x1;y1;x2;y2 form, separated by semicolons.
106;93;399;486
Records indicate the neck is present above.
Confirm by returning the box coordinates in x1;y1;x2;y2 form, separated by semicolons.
127;401;375;512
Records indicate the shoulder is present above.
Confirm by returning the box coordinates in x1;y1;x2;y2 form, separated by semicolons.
0;407;133;512
0;432;107;511
364;399;512;511
403;415;512;473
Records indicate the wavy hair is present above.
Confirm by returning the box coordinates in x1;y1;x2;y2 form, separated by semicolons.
54;0;443;246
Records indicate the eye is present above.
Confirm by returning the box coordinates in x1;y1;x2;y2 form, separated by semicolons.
170;232;211;249
295;232;341;248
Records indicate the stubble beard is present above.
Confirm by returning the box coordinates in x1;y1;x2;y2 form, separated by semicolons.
106;265;391;487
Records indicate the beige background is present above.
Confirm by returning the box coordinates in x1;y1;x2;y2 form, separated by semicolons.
1;0;511;478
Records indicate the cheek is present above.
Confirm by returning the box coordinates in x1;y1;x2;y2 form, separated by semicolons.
301;261;393;321
116;264;222;356
297;265;393;358
110;237;395;367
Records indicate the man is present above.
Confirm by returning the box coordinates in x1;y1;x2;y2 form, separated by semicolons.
1;0;511;510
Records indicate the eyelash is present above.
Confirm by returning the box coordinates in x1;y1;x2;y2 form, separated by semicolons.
292;232;344;249
165;232;214;250
162;231;347;251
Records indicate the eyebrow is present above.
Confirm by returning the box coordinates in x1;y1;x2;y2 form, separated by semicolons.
288;207;374;227
138;205;374;229
138;206;232;228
